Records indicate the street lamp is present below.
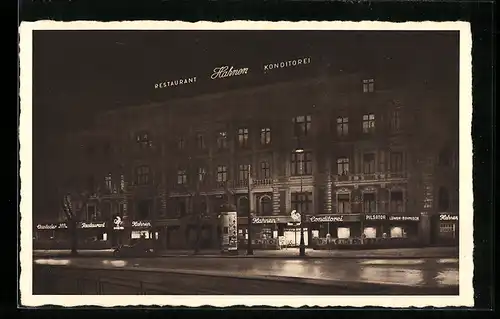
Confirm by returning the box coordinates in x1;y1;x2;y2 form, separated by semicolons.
294;146;306;257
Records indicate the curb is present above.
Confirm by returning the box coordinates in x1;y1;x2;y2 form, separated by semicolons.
34;253;459;260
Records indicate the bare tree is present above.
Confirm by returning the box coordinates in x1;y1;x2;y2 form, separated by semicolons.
61;191;92;255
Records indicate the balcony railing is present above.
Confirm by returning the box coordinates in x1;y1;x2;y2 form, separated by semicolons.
333;171;407;182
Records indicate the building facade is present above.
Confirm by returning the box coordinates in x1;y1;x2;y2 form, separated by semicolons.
35;72;459;250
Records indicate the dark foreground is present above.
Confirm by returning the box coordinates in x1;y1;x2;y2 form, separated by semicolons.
33;256;459;295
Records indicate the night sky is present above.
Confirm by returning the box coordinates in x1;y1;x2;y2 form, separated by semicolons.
31;30;458;219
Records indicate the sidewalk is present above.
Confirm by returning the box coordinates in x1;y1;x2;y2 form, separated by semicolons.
158;247;459;259
34;246;458;259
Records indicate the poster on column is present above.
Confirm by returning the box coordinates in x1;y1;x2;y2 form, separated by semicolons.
220;211;238;252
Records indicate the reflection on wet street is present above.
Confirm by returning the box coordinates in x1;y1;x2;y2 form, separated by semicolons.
33;256;459;288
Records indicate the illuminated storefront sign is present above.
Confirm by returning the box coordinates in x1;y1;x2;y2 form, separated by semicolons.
364;214;387;221
79;222;106;229
308;214;361;223
388;215;420;222
211;65;249;80
154;77;197;89
36;223;68;230
113;216;124;230
252;217;277;224
263;57;312;71
132;220;152;228
439;214;459;221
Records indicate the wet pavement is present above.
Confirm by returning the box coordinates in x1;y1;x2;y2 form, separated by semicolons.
33;256;459;289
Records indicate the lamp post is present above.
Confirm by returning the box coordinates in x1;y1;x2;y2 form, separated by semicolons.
247;164;254;255
295;147;306;257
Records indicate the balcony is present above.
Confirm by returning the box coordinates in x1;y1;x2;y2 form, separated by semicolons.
333;171;408;185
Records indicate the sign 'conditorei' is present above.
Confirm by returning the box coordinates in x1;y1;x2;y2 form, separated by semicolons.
263;57;312;71
308;214;361;223
211;66;249;80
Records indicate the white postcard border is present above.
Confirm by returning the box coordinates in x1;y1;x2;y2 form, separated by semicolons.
19;20;473;308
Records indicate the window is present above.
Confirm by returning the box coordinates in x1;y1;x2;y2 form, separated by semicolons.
363;79;375;93
87;205;97;221
120;174;125;191
337;193;351;213
260;128;271;145
336;117;349;136
390;152;403;172
293;115;312;137
362;114;376;133
291;151;312;175
177;169;187;185
259;195;273;215
177;137;185;150
390;191;404;213
238;164;250;181
391;109;401;131
196;133;205;149
438;187;449;211
260;161;271;179
217;131;228;149
217;165;228;182
336;157;349;175
136;131;151;148
237;128;249;147
363;153;376;174
105;173;112;190
197;167;206;182
291;192;312;215
176;199;186;217
363;193;376;213
135;166;150;185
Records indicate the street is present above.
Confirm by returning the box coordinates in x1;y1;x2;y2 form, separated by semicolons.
33;255;459;294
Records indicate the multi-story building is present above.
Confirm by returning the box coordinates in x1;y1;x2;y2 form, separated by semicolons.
35;71;459;250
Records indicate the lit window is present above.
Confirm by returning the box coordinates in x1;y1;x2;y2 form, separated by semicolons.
292;115;312;137
336;157;349;175
260;128;271;145
217;165;228;182
217;131;228;149
177;169;187;185
362;114;376;133
238;164;250;181
238;128;249;147
363;79;375;93
260;161;271;179
336;117;349;136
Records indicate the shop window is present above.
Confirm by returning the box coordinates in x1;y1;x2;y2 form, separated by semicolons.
439;222;456;238
337;193;351;213
390;226;405;238
131;230;150;239
337;227;350;239
438;187;450;211
363;227;377;239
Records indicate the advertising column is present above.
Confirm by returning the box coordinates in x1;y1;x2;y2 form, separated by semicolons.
220;211;238;254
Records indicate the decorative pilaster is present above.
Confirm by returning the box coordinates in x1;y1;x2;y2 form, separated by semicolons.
325;174;332;214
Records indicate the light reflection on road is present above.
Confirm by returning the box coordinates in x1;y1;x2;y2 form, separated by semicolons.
33;257;458;288
34;259;71;266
